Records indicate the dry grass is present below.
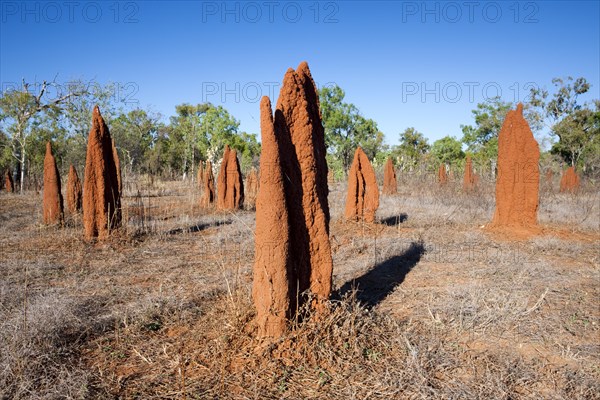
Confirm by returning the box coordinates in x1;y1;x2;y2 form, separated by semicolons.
0;174;598;399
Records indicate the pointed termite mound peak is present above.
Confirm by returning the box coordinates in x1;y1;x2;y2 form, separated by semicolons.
83;105;122;240
560;166;580;193
197;160;204;189
42;142;64;225
200;161;215;207
4;169;14;192
438;164;448;185
274;61;333;311
252;62;333;337
491;103;540;227
111;139;122;194
382;157;397;195
463;156;477;192
344;147;380;223
253;96;292;337
66;164;82;214
245;168;259;210
217;145;244;210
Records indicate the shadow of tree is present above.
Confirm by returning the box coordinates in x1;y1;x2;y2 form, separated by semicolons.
166;219;232;235
379;213;408;226
336;240;425;308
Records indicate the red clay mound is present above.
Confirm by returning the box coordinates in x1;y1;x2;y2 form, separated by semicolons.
253;62;333;337
42;142;64;225
438;164;448;185
217;145;243;210
83;106;122;240
66;164;82;214
491;103;539;227
4;169;14;193
112;139;122;194
245;168;258;209
200;161;215;207
463;156;476;192
382;158;397;195
197;160;204;189
253;97;292;337
560;166;580;193
344;147;380;223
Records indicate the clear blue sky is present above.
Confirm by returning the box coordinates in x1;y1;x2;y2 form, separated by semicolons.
1;1;599;145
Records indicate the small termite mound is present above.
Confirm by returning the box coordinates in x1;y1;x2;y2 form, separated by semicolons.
382;158;397;195
66;165;82;214
245;168;259;210
42;142;64;225
438;164;448;185
559;166;580;193
217;145;244;210
200;161;215;207
344;147;380;223
4;169;14;193
83;106;122;240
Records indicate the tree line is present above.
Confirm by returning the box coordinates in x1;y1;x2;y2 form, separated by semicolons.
1;76;598;193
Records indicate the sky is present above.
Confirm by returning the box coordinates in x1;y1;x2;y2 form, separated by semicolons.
1;0;599;145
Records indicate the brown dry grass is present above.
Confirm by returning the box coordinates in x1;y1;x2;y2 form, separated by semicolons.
0;174;598;399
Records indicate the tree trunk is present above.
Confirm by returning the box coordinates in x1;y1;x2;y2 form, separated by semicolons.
19;144;26;193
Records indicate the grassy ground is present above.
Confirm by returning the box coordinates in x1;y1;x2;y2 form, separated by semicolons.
0;175;598;399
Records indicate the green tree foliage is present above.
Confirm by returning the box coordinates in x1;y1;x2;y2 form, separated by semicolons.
0;80;84;192
319;85;384;173
430;136;464;165
168;103;259;178
391;127;430;170
110;108;163;175
529;77;599;171
460;97;513;163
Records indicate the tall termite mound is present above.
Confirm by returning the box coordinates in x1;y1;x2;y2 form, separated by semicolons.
382;158;397;195
463;156;477;191
560;166;580;193
4;169;14;192
66;164;82;213
112;139;122;194
200;161;215;207
217;145;244;210
438;164;448;185
245;168;259;209
491;103;539;227
253;62;333;337
83;106;122;240
344;147;380;223
42;142;64;225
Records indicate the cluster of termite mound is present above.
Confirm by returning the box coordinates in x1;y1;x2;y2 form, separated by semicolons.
253;62;333;338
